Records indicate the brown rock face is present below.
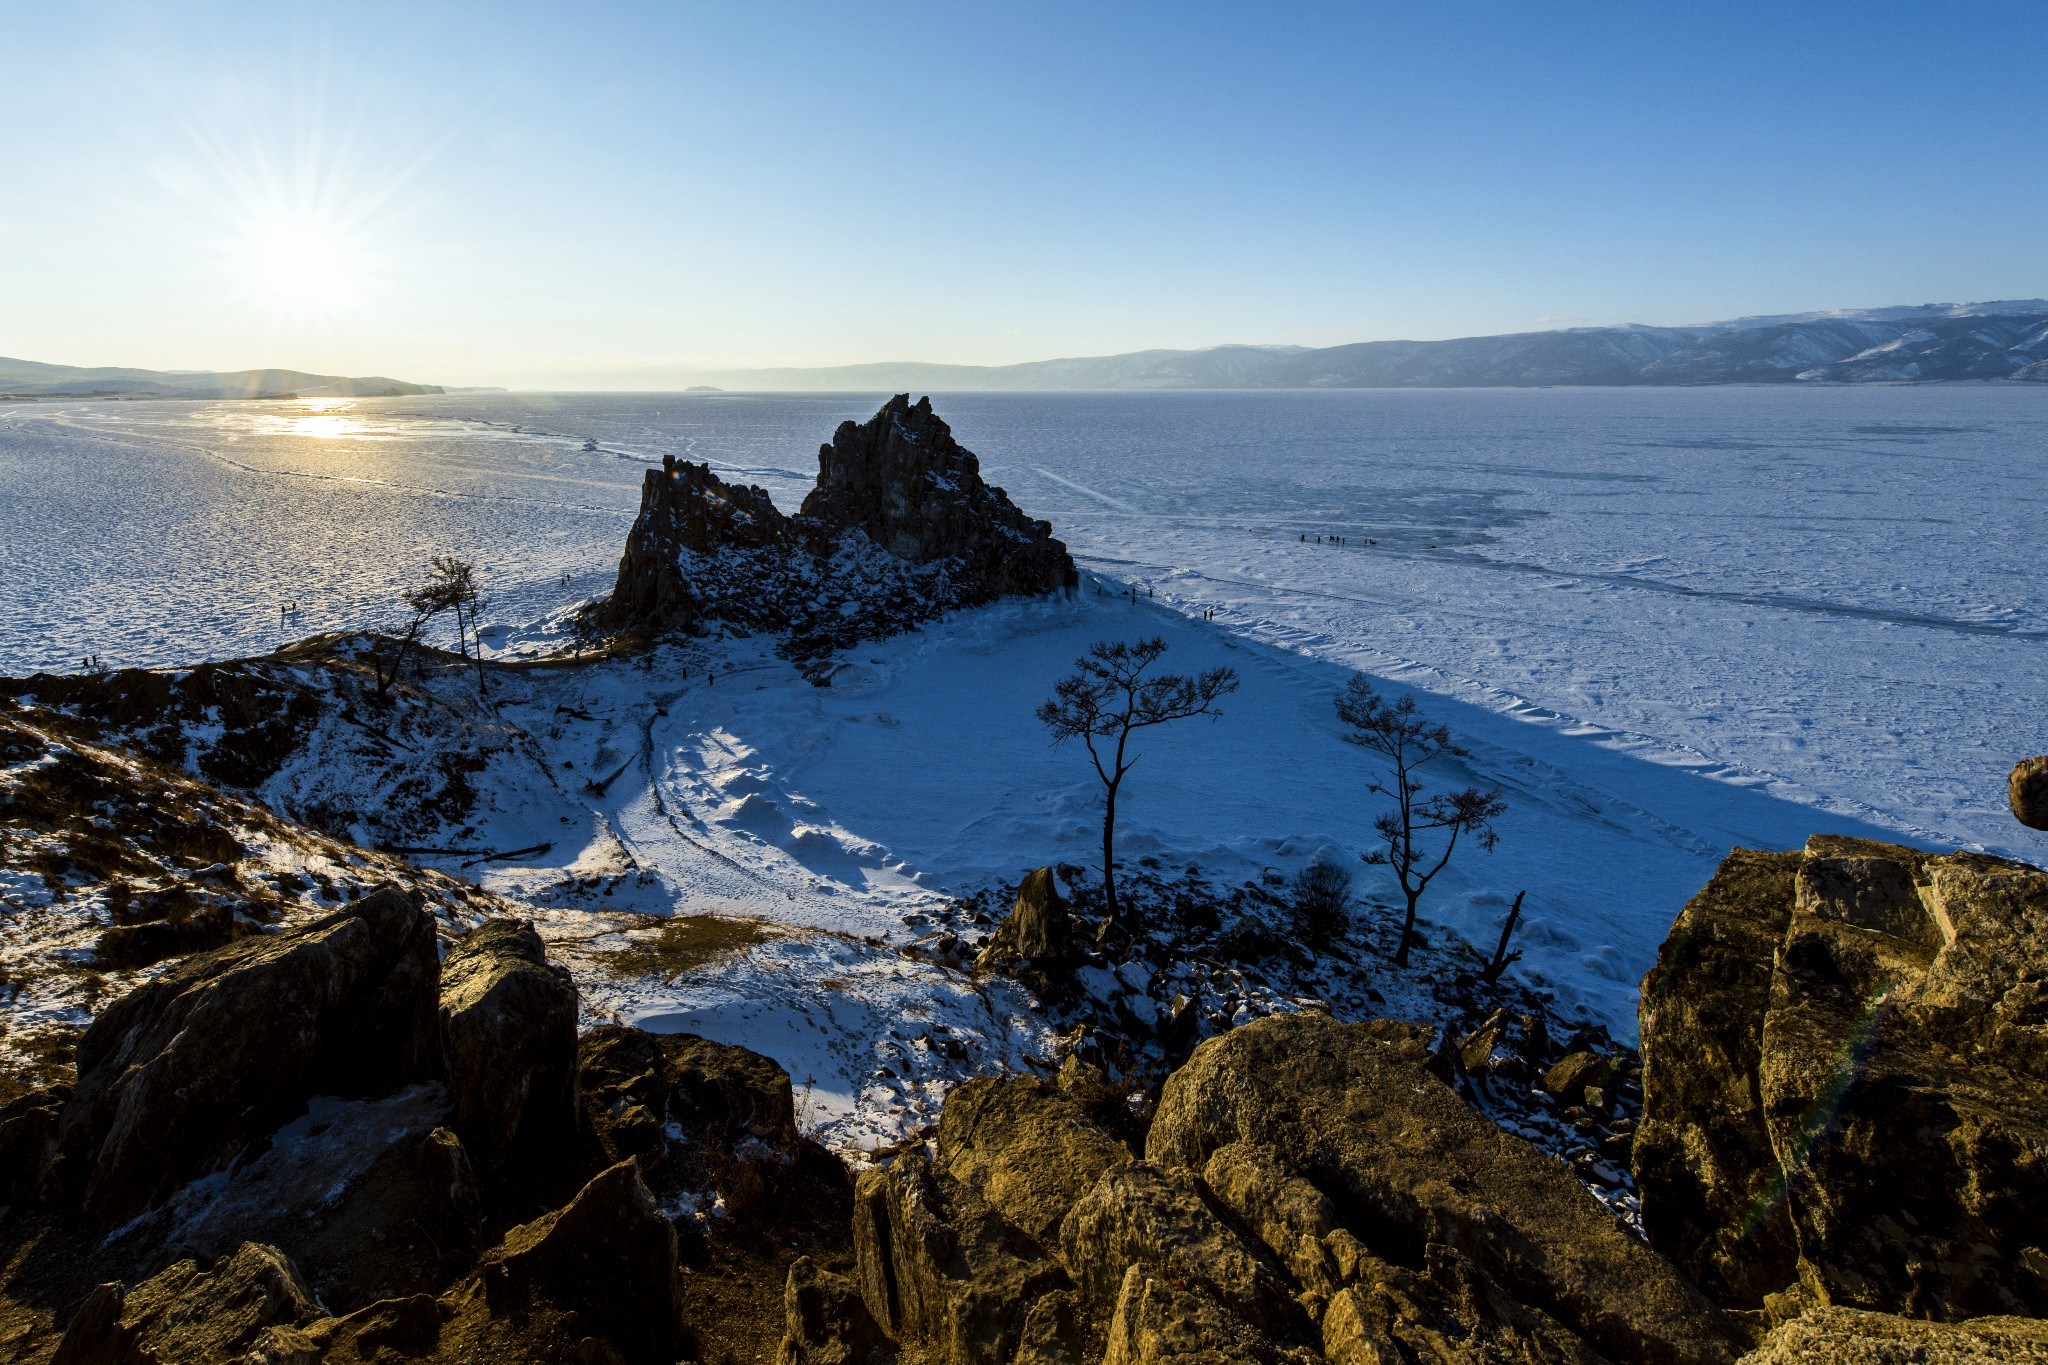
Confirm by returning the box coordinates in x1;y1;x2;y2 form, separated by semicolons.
830;1013;1737;1365
57;885;440;1225
141;1085;482;1314
800;395;1076;598
1637;835;2048;1320
852;1151;1068;1365
1148;1012;1741;1365
476;1160;685;1365
1632;847;1805;1306
2012;756;2048;830
778;1255;892;1365
50;1242;325;1365
932;1074;1130;1248
1059;1162;1293;1335
439;918;580;1176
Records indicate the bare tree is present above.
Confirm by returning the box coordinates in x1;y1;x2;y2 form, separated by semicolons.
1037;637;1239;934
424;555;488;694
1336;674;1507;967
370;558;474;703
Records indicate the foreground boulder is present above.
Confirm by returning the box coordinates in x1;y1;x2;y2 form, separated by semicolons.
825;1012;1739;1365
1637;835;2048;1320
579;1024;837;1222
440;918;580;1177
780;1255;892;1365
132;1084;481;1313
1148;1012;1742;1365
56;885;440;1225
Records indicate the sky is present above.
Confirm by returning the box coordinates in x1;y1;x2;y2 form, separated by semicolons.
2;1;2045;387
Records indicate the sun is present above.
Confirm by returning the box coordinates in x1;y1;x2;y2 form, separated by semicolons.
242;217;364;313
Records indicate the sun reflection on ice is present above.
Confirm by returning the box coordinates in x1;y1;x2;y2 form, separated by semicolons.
263;400;368;441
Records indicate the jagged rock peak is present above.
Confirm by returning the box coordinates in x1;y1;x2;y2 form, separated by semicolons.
801;393;1076;595
601;395;1076;644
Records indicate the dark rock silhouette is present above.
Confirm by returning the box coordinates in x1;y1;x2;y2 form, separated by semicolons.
801;395;1077;599
602;395;1074;648
51;1242;325;1365
476;1160;685;1365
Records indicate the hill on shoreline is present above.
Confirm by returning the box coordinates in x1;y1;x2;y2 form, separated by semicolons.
0;357;443;400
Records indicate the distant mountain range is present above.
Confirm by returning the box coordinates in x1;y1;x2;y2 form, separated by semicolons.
664;300;2048;391
9;300;2048;397
0;357;443;400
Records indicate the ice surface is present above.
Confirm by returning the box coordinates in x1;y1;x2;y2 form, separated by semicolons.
5;385;2046;1081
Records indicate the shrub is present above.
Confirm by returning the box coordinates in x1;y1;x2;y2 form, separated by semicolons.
1291;857;1353;949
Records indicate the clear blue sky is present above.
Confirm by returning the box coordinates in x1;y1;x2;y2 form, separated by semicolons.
3;1;2043;385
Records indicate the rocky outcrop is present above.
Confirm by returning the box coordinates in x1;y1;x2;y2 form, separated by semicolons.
932;1074;1131;1247
1637;835;2048;1321
578;1024;829;1221
1102;1265;1276;1365
475;1160;686;1365
826;1012;1740;1365
440;918;580;1177
1632;847;1806;1306
56;885;440;1225
800;395;1076;600
2013;756;2048;830
51;1242;325;1365
606;458;792;631
1060;1162;1293;1334
974;867;1076;975
601;396;1074;648
1739;1306;2048;1363
852;1150;1069;1364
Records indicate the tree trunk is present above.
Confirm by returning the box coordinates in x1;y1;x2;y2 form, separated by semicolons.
465;603;487;694
1100;778;1120;931
1393;886;1420;967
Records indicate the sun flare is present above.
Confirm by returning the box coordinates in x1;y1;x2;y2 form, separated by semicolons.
242;218;364;312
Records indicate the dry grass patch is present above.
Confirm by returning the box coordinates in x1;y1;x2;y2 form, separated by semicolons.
596;913;776;983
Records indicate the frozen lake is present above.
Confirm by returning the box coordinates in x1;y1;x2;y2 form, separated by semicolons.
4;386;2045;933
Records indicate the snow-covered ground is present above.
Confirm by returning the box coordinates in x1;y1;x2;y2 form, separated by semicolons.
6;386;2046;1139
